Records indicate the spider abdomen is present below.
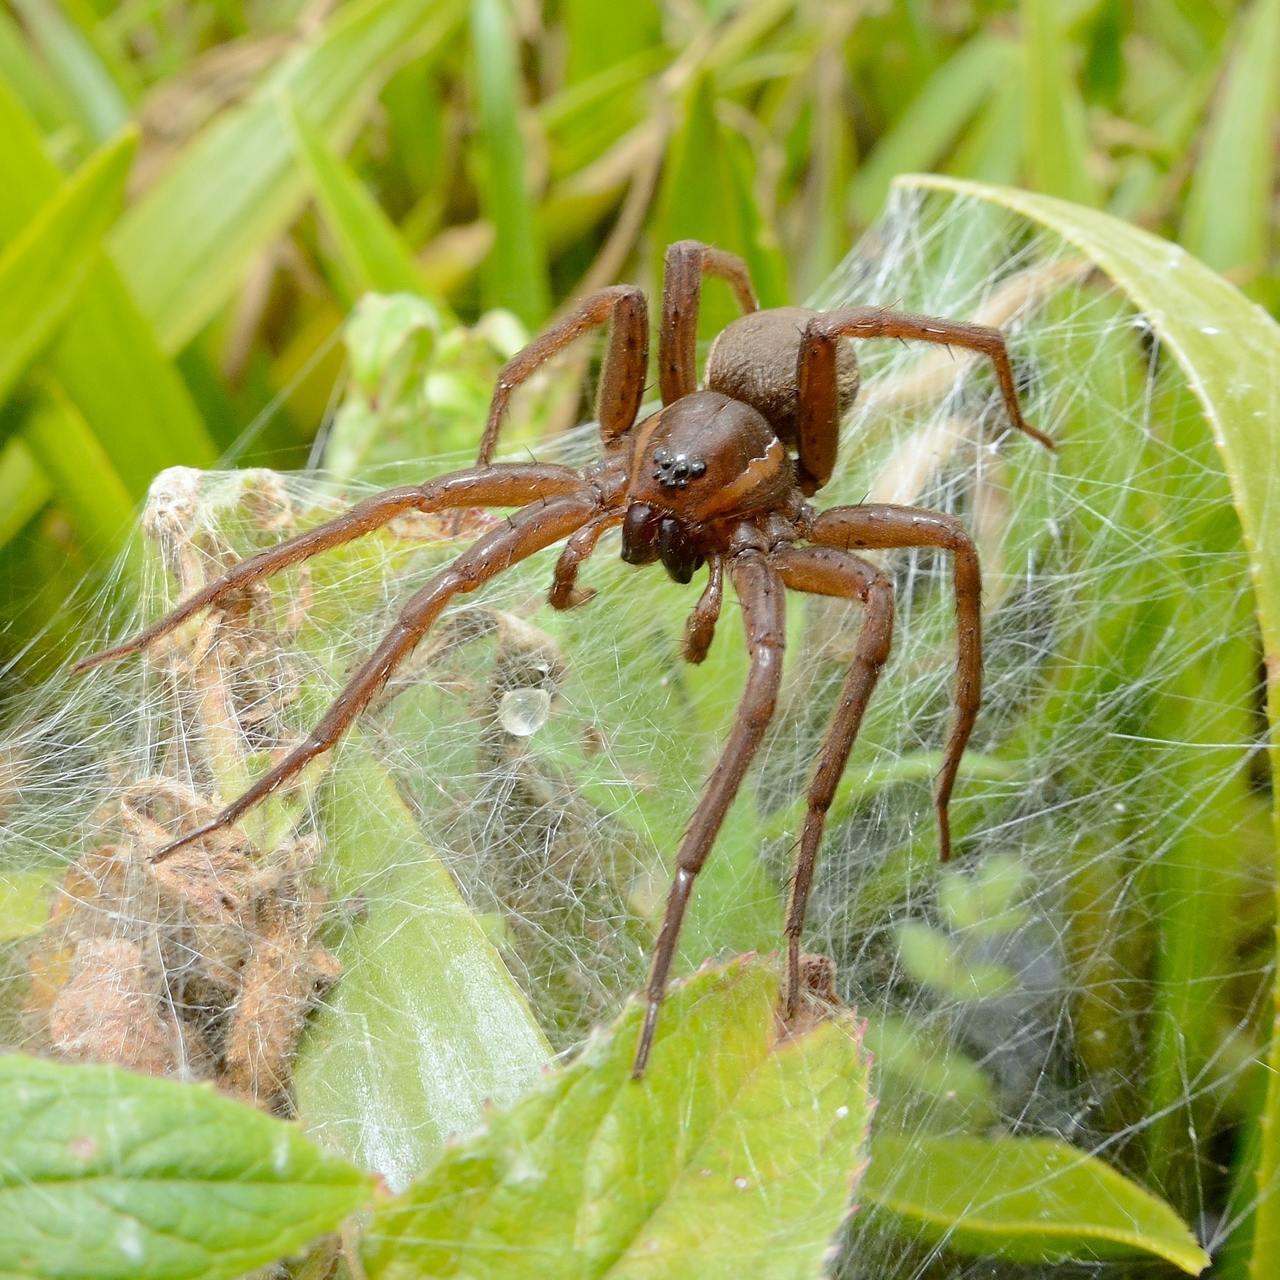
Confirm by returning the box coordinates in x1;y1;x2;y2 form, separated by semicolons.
705;306;860;443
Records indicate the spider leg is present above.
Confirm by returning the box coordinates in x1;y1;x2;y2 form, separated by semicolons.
771;546;894;1017
682;553;724;664
476;285;649;467
150;490;603;864
549;510;623;609
794;305;1052;492
659;240;758;404
73;464;588;672
806;503;981;863
634;547;784;1078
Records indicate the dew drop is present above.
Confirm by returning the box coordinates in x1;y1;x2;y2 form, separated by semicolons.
835;1105;849;1119
498;687;552;737
734;1176;750;1190
1200;325;1222;336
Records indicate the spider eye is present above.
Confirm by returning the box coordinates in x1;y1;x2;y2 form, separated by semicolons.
652;449;707;489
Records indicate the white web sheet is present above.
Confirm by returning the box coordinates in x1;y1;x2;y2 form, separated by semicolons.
0;187;1267;1275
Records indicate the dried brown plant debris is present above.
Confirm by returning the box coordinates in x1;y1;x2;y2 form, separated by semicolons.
22;779;338;1114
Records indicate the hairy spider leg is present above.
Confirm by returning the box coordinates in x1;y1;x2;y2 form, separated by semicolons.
682;553;724;664
149;490;605;864
658;240;758;404
794;306;1054;492
808;504;982;864
634;547;785;1077
72;464;587;672
476;285;649;468
772;546;894;1016
548;510;624;609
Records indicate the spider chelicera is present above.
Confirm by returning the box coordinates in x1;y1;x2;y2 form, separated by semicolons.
77;240;1052;1077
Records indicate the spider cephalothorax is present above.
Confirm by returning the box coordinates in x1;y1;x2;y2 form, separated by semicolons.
77;240;1052;1077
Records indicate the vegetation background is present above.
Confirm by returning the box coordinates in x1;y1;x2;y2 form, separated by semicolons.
0;0;1275;680
0;1;1278;1278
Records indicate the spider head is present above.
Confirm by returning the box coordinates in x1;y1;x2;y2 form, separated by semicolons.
621;392;791;583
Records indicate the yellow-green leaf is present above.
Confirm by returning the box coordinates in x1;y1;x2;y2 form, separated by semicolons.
0;1055;374;1280
0;127;136;405
110;0;460;351
363;957;873;1279
1179;0;1280;280
865;1135;1209;1271
287;97;441;303
292;742;550;1190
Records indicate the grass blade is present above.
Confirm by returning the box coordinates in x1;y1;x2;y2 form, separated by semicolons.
21;380;135;551
110;0;461;351
0;438;50;550
1178;0;1280;282
851;34;1013;224
1020;0;1100;204
0;81;216;497
0;128;136;405
287;97;442;303
470;0;551;324
8;0;130;143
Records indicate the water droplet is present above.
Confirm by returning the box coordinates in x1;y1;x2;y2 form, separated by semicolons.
734;1176;750;1190
1200;326;1222;336
835;1105;849;1119
498;688;552;737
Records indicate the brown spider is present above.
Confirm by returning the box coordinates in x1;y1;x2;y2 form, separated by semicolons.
76;240;1052;1077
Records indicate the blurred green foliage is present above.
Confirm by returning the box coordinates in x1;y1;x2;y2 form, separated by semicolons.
0;0;1275;683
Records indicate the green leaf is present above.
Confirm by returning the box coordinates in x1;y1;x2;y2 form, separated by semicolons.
562;0;661;84
864;1135;1209;1270
293;741;550;1190
1179;0;1280;280
363;957;873;1279
1020;0;1100;204
288;97;442;303
0;868;52;940
850;35;1013;224
8;0;130;144
0;1055;374;1280
21;380;136;551
0;128;136;407
0;7;78;132
110;0;461;351
470;0;551;324
653;73;787;334
0;438;50;550
0;83;216;498
898;171;1280;1279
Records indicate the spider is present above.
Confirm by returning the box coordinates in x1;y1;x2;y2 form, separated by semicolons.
76;240;1052;1077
